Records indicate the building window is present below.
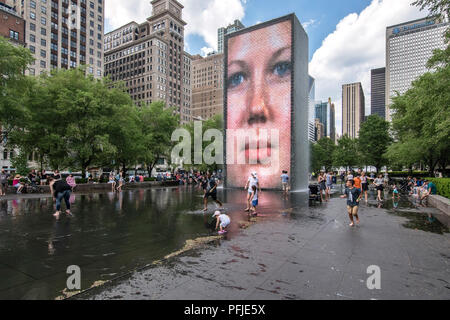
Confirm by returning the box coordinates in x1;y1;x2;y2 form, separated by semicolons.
9;30;19;41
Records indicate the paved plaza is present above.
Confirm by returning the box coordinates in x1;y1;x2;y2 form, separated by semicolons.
0;186;449;300
79;190;449;300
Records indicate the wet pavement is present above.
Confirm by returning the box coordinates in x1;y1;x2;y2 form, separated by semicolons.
77;188;449;300
1;186;449;300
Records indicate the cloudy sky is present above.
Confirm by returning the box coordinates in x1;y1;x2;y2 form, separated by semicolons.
105;0;427;134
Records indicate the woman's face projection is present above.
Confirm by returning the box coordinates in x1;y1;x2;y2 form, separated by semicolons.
226;20;292;189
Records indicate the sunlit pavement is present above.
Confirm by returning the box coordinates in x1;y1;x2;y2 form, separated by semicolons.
75;188;450;300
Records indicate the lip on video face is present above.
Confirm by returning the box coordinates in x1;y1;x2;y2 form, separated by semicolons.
226;20;292;189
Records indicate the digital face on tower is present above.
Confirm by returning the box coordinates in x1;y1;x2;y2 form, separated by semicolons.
225;20;292;189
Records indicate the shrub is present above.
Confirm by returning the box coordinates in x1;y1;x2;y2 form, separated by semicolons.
388;171;429;178
426;178;450;199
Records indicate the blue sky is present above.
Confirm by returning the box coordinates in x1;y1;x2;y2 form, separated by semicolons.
186;0;373;61
105;0;426;133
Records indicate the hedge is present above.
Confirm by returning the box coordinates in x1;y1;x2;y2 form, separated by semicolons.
425;178;450;199
388;171;429;178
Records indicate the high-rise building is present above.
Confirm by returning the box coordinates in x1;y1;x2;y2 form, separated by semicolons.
11;0;105;77
217;19;245;53
328;97;336;143
314;98;335;142
0;1;25;45
386;16;449;121
104;0;192;122
342;82;365;138
371;67;386;119
314;119;324;141
315;102;328;137
191;53;224;121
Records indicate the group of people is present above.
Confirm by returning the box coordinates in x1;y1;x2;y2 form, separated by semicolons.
408;177;437;205
108;171;126;192
0;169;75;195
339;170;389;227
317;172;337;202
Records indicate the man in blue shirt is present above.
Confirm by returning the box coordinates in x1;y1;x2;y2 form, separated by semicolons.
340;180;361;227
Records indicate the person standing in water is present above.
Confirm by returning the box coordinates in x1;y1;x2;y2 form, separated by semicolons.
360;171;369;203
244;172;260;212
49;177;73;219
281;170;289;195
373;174;384;202
202;173;223;212
340;179;361;227
249;185;259;216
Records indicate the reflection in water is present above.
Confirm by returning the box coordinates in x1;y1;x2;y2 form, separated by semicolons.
0;186;446;300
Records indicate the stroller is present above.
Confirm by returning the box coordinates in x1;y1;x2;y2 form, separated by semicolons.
309;184;322;204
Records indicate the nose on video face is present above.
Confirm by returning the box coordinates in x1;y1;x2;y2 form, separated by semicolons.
226;20;292;189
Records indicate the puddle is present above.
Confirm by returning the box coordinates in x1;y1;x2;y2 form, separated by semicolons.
388;210;449;235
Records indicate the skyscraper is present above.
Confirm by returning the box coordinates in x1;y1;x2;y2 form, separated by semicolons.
371;67;386;119
315;101;328;137
191;53;224;120
342;82;365;138
217;19;245;53
386;16;449;121
314;98;335;142
328;98;336;143
12;0;105;77
103;0;192;122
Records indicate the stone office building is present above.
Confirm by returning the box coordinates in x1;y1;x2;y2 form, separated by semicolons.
103;0;192;123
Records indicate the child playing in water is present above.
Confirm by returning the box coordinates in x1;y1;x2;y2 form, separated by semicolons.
249;185;258;216
392;184;400;200
213;211;230;235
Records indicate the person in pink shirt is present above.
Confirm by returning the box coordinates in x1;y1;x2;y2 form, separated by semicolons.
66;174;77;191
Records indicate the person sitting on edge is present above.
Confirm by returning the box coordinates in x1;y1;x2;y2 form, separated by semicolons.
66;174;77;191
13;175;24;194
213;210;230;235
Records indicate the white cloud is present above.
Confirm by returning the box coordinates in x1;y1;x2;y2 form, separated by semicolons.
302;19;317;31
200;46;215;57
309;0;425;135
105;0;246;52
182;0;246;51
105;0;151;32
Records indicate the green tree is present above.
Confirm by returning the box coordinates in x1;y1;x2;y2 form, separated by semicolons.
139;101;179;176
10;149;29;176
182;114;224;173
8;68;135;176
333;135;359;171
310;137;335;173
358;115;392;173
0;36;34;129
388;64;450;176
